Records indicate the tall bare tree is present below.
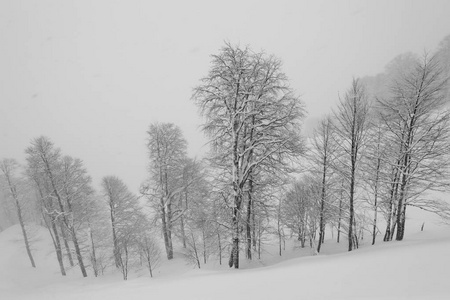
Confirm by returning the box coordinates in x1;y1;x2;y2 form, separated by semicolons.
193;43;305;268
333;79;370;251
310;116;337;253
0;159;36;268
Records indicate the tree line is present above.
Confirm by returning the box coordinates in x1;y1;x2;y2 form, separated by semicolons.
1;37;449;277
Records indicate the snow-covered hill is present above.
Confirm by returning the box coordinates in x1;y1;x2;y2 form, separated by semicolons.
1;220;450;300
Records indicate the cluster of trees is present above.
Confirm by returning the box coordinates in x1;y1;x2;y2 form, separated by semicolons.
279;41;450;255
1;37;449;275
0;137;160;280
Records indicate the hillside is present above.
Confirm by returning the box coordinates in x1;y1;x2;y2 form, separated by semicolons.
1;219;450;300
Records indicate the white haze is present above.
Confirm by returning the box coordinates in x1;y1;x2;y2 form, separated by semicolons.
1;0;450;192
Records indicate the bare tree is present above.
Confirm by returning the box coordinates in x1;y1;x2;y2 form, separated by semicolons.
193;43;305;268
27;163;66;276
378;53;450;240
361;122;387;245
333;79;370;251
102;175;141;268
144;122;188;260
137;233;161;278
25;137;88;277
310;116;337;253
281;176;321;251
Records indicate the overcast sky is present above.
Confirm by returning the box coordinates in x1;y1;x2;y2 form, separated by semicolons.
1;0;450;193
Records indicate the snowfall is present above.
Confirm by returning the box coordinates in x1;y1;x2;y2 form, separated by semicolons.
1;208;449;300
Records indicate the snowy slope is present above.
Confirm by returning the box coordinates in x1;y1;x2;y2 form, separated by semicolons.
1;222;450;300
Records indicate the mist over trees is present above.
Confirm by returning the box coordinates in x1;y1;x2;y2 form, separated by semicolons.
1;35;449;278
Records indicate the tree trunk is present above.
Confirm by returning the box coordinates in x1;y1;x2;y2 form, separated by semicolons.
251;195;257;251
202;227;207;264
71;227;87;277
395;158;410;241
51;216;66;276
228;206;240;268
384;160;401;242
258;218;262;259
160;203;173;260
217;231;222;265
89;226;98;277
348;152;356;252
164;171;174;259
180;215;187;248
191;232;201;269
246;177;253;260
372;157;381;245
7;182;36;268
147;252;153;277
166;202;174;259
337;190;343;243
317;150;328;253
1;163;36;268
110;210;121;268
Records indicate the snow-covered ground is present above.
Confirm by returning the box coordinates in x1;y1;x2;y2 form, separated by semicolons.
1;212;449;300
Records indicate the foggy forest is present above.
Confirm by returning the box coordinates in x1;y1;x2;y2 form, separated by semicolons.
1;1;450;300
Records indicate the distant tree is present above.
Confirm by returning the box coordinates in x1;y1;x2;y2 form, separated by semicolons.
435;35;450;100
179;162;217;268
0;158;36;268
101;175;142;269
144;122;189;260
0;191;17;231
177;158;204;249
137;232;161;278
281;177;320;250
116;213;147;281
193;43;305;268
81;194;110;277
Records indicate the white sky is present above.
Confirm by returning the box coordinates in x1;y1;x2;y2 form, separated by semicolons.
1;0;450;193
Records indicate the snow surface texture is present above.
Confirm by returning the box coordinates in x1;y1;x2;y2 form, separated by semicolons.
1;216;450;300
